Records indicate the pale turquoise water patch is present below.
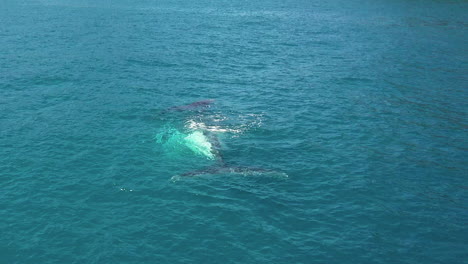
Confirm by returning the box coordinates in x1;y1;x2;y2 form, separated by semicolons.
183;131;215;159
155;127;215;160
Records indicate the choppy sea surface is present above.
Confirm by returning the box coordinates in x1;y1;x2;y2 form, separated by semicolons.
1;0;467;263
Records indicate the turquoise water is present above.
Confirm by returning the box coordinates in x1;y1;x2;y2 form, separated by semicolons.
1;0;467;263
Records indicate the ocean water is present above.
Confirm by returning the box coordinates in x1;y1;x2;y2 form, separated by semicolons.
0;0;467;263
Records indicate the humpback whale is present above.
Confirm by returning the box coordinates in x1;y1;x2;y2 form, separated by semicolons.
161;100;288;179
165;99;215;112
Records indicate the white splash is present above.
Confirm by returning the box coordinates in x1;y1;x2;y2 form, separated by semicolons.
184;131;215;160
185;120;241;133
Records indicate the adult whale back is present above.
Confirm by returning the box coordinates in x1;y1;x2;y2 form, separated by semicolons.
165;99;215;112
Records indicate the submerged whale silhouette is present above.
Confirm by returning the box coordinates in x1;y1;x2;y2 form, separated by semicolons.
165;101;287;179
165;99;215;112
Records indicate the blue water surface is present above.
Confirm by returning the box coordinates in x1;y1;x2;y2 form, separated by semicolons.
0;0;467;263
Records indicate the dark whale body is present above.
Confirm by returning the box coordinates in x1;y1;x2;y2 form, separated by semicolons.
166;99;215;112
179;165;280;177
